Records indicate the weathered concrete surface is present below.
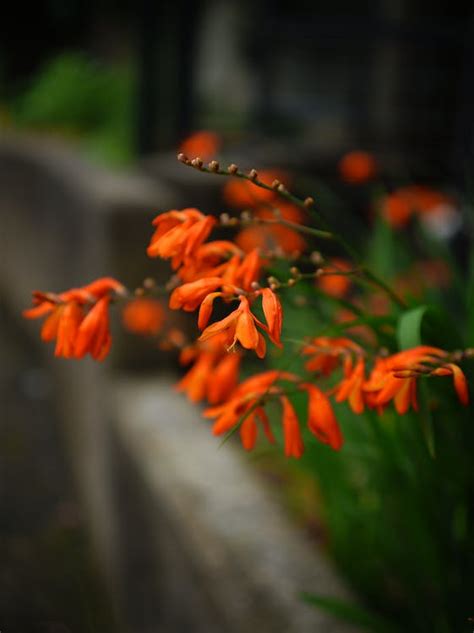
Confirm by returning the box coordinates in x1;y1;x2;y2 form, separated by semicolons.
110;376;358;633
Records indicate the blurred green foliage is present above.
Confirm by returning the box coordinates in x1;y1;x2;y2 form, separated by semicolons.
8;52;135;166
257;191;474;632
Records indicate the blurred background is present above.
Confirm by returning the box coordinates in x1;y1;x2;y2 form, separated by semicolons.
1;1;474;632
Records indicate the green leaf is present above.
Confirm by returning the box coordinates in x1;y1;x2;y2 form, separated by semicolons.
301;593;399;632
397;305;429;349
397;305;462;351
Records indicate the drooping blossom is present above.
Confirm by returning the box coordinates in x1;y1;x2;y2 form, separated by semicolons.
199;295;268;358
147;208;216;269
204;370;343;457
177;332;242;404
302;337;366;413
364;346;469;414
198;289;282;358
23;277;125;360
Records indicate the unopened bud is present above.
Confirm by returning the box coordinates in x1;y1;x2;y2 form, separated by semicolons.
191;157;203;169
208;160;220;172
135;287;145;296
315;268;324;278
287;278;296;287
310;251;324;265
277;183;287;194
220;212;230;225
228;217;239;226
240;210;252;222
228;164;238;175
177;153;188;163
270;283;278;291
304;196;314;208
250;281;260;290
143;277;156;289
271;179;281;190
248;169;258;181
289;266;300;277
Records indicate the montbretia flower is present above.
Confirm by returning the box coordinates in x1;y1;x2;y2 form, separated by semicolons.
147;208;216;269
169;277;224;312
177;241;242;282
302;336;364;376
198;288;282;358
199;295;268;357
23;277;125;360
364;346;469;414
74;296;112;360
303;383;344;450
177;333;242;404
302;336;366;413
203;370;343;457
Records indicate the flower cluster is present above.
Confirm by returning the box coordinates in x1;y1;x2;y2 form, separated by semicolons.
23;277;126;360
22;152;471;460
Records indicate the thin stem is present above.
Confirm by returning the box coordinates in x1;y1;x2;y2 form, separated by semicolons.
180;156;407;308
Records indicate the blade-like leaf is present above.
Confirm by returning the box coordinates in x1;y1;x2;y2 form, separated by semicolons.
301;593;399;632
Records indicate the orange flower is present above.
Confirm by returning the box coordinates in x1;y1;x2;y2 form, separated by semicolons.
178;130;221;160
177;334;242;405
199;295;267;358
147;208;216;269
198;288;282;357
52;301;84;358
23;278;124;360
122;298;165;336
178;240;242;282
364;346;468;413
169;277;224;312
302;337;363;375
203;370;343;457
223;170;288;208
334;356;366;414
204;371;292;452
317;258;353;298
339;151;377;184
74;296;112;360
303;383;343;450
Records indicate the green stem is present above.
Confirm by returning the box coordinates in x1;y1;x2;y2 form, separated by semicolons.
183;160;407;309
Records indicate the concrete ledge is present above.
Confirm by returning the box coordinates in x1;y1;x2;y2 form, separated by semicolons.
110;376;357;633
